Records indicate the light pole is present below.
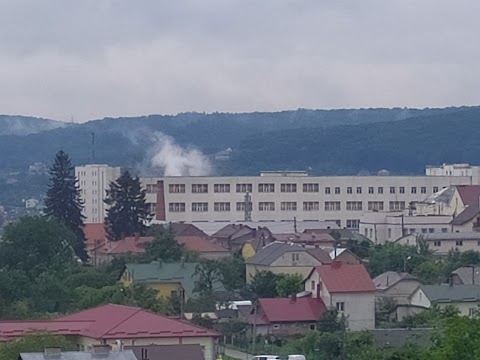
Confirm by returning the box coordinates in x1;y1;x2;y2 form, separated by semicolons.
403;256;412;273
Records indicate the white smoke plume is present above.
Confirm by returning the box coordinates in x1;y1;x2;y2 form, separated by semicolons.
149;132;212;176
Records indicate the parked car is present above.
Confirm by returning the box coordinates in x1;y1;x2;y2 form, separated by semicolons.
251;356;281;360
287;356;306;360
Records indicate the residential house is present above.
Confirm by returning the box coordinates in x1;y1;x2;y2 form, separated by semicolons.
395;232;480;255
20;347;137;360
245;242;332;283
304;262;376;330
124;344;205;360
450;266;480;285
319;248;362;265
176;236;230;259
167;223;209;238
120;262;225;300
242;294;327;337
211;224;272;253
409;284;480;317
83;223;107;263
0;304;219;360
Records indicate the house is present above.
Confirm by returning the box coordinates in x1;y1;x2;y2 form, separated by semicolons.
167;223;209;238
124;344;205;360
0;304;219;360
450;266;480;285
409;284;480;316
83;223;107;262
176;236;230;259
211;224;272;253
245;242;332;283
373;272;421;299
395;232;480;255
20;347;137;360
320;247;362;265
120;262;225;300
242;294;327;337
304;262;376;330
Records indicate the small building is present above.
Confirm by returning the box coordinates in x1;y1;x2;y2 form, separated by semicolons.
20;347;137;360
304;262;376;331
450;266;480;285
396;232;480;255
243;295;327;337
124;344;205;360
373;272;422;300
409;284;480;317
245;242;332;283
120;262;225;300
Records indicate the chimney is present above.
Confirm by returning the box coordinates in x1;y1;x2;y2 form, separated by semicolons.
44;348;61;358
92;345;111;354
290;293;297;303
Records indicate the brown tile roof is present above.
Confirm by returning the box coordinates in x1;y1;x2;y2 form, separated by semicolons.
456;185;480;207
83;223;106;250
176;236;229;253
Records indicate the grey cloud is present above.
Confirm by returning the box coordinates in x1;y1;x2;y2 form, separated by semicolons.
0;0;479;121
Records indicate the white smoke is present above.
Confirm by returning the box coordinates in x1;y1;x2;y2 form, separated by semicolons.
149;132;212;176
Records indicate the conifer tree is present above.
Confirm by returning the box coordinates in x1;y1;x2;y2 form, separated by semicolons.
44;150;88;262
104;171;152;241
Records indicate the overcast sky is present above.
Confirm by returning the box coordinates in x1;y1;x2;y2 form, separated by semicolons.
0;0;479;122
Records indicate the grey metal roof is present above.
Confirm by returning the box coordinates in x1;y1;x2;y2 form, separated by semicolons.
20;351;137;360
450;205;480;225
245;242;306;265
451;266;480;285
421;284;480;303
373;272;418;290
420;186;456;205
423;232;480;240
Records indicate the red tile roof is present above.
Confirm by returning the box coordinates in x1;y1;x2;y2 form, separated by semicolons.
313;263;375;293
176;236;229;253
253;297;326;324
107;236;153;255
457;185;480;207
0;304;219;340
83;223;107;250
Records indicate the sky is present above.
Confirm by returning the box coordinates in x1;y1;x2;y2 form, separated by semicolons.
0;0;479;122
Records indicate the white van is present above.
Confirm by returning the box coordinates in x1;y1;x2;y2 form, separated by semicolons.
251;356;281;360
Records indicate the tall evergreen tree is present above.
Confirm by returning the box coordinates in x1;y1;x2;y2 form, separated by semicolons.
44;150;88;262
104;171;152;241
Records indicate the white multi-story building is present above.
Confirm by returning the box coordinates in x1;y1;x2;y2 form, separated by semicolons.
140;167;475;229
426;163;480;183
75;164;121;224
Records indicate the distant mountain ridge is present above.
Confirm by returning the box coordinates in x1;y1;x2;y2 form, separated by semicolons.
0;115;67;136
0;106;479;175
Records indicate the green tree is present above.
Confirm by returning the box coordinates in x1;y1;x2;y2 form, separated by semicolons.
44;150;87;261
216;255;246;291
194;259;223;295
143;225;184;262
104;171;152;241
0;334;74;360
276;273;304;297
0;216;78;274
248;271;279;298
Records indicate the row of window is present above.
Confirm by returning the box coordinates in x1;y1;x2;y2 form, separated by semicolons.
167;183;443;194
168;201;406;212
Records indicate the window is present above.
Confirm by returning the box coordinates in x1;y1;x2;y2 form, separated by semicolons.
399;187;405;194
336;302;345;312
456;240;463;246
347;187;353;194
421;186;427;194
428;228;435;233
433;186;439;193
273;324;280;329
370;228;373;238
378;187;384;194
192;184;208;193
149;203;156;213
469;308;476;318
409;228;416;234
281;201;297;211
169;202;185;212
388;228;392;238
310;280;315;291
389;201;406;211
390;187;395;194
368;187;374;194
421;228;427;234
335;187;341;194
346;219;360;229
259;202;275;211
309;324;316;330
236;202;252;212
411;187;417;194
169;184;186;193
303;201;319;211
325;201;341;211
303;183;319;192
146;184;158;193
291;253;300;262
368;201;384;211
281;183;297;193
325;187;331;194
214;202;230;212
192;202;208;212
346;201;362;211
434;240;441;247
356;187;362;194
236;183;252;193
258;183;275;193
214;184;230;193
442;228;448;233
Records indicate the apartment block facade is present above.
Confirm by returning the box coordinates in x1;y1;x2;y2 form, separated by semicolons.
141;169;473;229
76;164;121;223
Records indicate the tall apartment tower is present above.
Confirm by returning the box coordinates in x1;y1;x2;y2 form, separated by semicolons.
75;164;121;224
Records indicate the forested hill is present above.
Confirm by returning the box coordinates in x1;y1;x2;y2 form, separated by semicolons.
0;115;66;136
0;106;479;174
